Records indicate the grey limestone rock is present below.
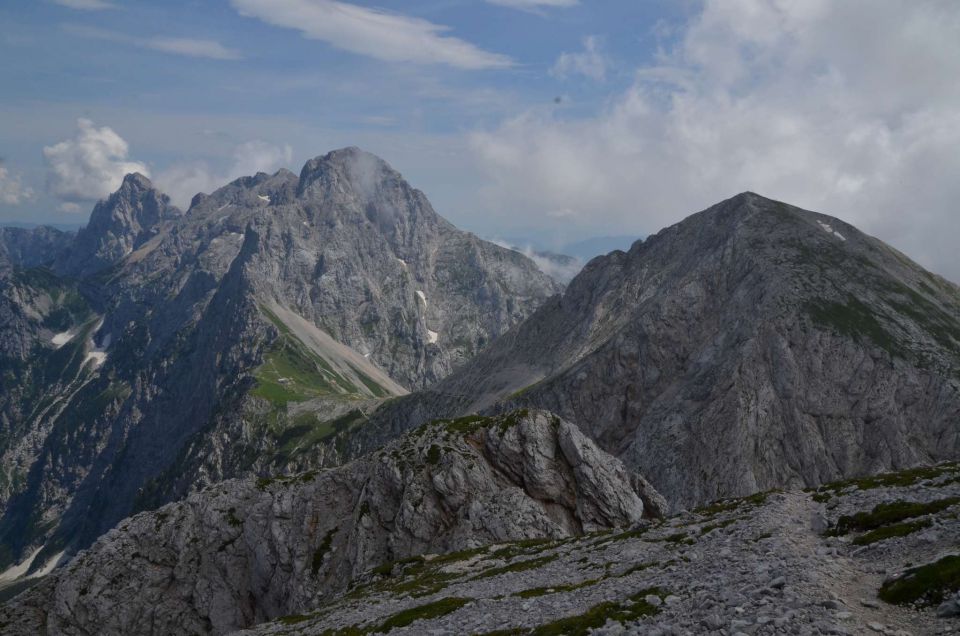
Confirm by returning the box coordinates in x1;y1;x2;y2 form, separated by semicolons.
0;148;558;575
361;192;960;508
0;410;657;635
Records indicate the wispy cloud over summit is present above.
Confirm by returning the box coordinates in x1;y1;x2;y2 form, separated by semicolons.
43;119;149;208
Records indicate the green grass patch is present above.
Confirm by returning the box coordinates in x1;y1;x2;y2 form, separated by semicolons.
852;519;932;546
658;531;695;545
828;497;959;536
373;597;471;633
348;548;492;601
439;414;490;436
487;538;558;561
513;577;603;599
812;462;960;498
277;614;311;625
225;508;242;527
694;490;775;516
273;409;367;459
371;555;426;578
471;554;558;581
251;336;356;403
313;598;472;634
350;365;389;398
881;279;960;354
805;296;901;357
252;306;372;404
590;525;651;549
499;587;667;635
700;518;736;534
878;555;960;607
312;527;337;575
436;409;532;438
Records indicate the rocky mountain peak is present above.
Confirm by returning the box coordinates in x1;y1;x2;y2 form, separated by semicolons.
363;194;960;509
95;172;176;227
298;146;391;189
118;171;154;192
56;172;181;278
296;147;424;217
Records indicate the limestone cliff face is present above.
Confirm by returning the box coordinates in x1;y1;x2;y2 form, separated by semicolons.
0;149;558;574
360;193;960;507
0;411;660;635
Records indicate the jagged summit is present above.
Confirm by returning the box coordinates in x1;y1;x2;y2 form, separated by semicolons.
118;171;154;190
295;146;421;214
54;171;181;278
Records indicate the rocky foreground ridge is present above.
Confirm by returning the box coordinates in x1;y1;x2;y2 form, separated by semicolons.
235;460;959;636
6;420;960;635
0;410;666;634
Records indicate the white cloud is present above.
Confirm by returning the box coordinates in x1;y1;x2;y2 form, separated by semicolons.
63;25;241;60
487;0;578;10
492;239;583;283
0;164;34;206
550;36;607;81
52;0;116;10
230;0;512;69
144;38;241;61
43;118;149;204
155;140;293;209
470;0;960;281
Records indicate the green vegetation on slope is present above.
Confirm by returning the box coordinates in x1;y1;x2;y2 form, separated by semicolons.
251;335;358;403
827;497;959;536
486;587;667;635
271;409;368;461
810;462;960;501
879;554;960;607
252;306;388;404
881;279;960;354
805;296;900;357
852;519;932;546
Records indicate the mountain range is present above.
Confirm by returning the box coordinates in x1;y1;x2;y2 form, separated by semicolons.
1;148;959;634
0;148;558;579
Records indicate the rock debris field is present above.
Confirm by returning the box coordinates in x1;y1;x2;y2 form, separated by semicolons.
242;462;960;636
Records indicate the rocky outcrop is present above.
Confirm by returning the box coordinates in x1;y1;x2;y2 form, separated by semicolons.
359;192;960;508
0;411;659;635
8;456;957;635
229;461;959;636
0;148;558;575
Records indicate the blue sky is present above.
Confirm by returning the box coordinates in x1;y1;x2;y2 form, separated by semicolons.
0;0;684;234
2;1;960;280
